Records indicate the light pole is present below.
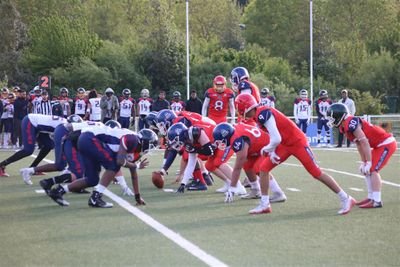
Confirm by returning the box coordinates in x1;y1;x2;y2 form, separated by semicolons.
185;0;190;100
310;0;314;118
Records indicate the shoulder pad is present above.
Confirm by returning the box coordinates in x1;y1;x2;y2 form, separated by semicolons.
257;109;272;125
347;117;360;132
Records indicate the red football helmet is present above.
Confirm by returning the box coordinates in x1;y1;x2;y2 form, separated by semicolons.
235;93;259;117
213;75;226;86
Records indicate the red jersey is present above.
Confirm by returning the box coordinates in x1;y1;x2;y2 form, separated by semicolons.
175;111;216;139
256;106;305;146
341;116;392;148
204;88;234;120
230;120;269;157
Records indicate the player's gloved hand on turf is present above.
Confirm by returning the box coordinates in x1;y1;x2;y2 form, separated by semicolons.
135;193;146;206
121;186;134;196
359;161;372;175
269;151;281;165
185;144;196;153
225;188;235;203
176;183;185;194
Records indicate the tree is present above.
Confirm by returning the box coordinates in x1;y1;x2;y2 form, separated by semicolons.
23;16;101;75
0;0;27;85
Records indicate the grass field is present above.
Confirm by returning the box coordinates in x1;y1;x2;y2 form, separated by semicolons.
0;147;399;267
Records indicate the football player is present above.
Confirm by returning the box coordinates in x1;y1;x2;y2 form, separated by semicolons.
86;89;102;122
118;88;136;129
250;94;356;215
327;103;397;208
156;109;217;188
0;105;66;179
230;67;261;103
260;87;275;108
315;90;333;147
213;94;286;203
137;88;153;130
46;126;157;207
74;87;88;119
170;91;185;112
202;75;235;124
293;89;312;134
58;87;73;118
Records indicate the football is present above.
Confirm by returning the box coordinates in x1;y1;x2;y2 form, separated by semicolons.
151;171;164;189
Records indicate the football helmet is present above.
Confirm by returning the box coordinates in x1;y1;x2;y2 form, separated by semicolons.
230;67;249;90
167;122;188;151
67;114;83;123
141;88;150;98
105;87;114;94
122;88;131;98
156;109;177;136
52;103;63;117
213;75;226;86
172;91;181;100
327;103;349;128
60;87;69;96
319;89;328;98
212;122;235;150
261;87;270;96
105;120;121;129
299;89;308;99
235;93;259;117
145;111;158;129
77;87;86;96
33;86;42;96
138;129;158;153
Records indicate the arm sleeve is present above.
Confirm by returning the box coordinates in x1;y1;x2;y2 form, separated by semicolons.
263;115;282;151
162;149;178;171
293;103;298;119
228;98;235;123
202;97;210;117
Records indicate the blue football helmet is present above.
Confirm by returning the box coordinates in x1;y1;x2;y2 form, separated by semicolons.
230;67;250;90
105;120;121;129
212;122;235;150
145;111;158;130
167;122;188;151
67;114;83;123
51;103;63;117
138;129;159;153
156;109;177;136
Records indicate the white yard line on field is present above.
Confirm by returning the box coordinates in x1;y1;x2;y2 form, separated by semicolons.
29;154;228;267
282;162;400;188
103;189;228;267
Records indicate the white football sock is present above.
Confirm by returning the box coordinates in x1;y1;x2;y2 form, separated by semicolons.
372;191;381;203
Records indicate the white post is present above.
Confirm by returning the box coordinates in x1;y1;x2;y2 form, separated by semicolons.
185;0;190;100
310;0;314;119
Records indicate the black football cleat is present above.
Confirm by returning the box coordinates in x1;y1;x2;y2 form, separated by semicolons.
48;185;69;206
88;191;113;208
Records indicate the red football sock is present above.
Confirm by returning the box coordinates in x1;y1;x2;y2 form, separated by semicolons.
193;168;206;185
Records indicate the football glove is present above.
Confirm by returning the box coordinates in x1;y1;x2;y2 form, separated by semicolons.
224;188;235;203
176;183;185;194
269;151;281;165
121;186;134;196
359;161;372;175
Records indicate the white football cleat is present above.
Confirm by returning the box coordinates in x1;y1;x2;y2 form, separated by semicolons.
338;196;356;215
269;192;287;203
249;203;272;214
20;168;34;185
216;183;229;193
235;184;247;196
241;188;261;199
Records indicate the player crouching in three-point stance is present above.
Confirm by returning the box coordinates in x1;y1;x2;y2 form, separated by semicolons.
245;94;356;215
327;103;397;208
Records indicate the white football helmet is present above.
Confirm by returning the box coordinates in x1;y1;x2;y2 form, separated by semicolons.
141;88;150;98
